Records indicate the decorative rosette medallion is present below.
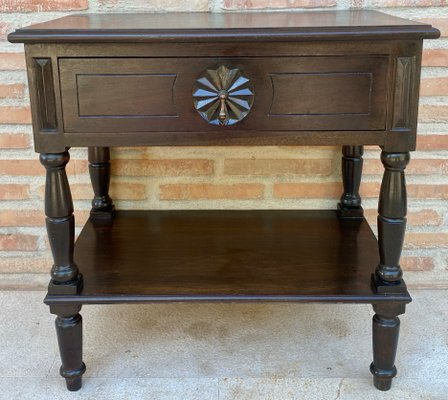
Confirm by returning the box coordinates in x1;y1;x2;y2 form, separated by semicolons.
193;65;254;126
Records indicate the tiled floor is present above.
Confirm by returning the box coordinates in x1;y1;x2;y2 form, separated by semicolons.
0;290;446;399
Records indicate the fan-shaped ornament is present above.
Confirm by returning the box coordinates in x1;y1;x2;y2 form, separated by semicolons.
192;65;254;126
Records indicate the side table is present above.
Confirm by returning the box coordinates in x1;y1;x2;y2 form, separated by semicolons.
8;11;440;391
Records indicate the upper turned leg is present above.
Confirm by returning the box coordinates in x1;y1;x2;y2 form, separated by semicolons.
88;147;114;221
372;151;410;293
337;145;364;218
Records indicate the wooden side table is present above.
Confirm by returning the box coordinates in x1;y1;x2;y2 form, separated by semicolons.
9;11;439;392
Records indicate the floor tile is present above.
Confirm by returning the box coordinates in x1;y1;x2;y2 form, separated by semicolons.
0;378;218;400
218;377;341;400
340;378;448;400
0;289;446;399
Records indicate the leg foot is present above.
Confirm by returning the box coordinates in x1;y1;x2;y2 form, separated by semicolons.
370;363;396;391
65;375;84;392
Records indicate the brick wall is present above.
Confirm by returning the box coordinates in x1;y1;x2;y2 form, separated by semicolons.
0;0;447;289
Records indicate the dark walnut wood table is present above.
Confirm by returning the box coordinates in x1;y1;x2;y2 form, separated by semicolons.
9;11;439;392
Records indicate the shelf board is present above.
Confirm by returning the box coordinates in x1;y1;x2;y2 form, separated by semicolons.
45;210;411;305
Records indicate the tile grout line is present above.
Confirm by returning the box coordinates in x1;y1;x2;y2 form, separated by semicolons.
45;353;57;379
335;377;344;400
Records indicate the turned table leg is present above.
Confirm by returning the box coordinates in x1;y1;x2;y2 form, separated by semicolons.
88;147;114;221
370;150;410;391
373;151;410;290
370;303;406;391
337;145;364;218
40;151;85;391
54;305;86;391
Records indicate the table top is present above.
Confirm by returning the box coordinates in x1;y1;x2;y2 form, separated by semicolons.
8;10;440;43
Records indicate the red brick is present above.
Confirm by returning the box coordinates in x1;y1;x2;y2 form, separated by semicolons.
364;159;448;175
223;0;336;8
112;159;213;176
370;0;448;6
358;182;445;199
419;17;448;37
224;158;333;175
420;77;448;96
360;183;448;200
419;105;448;122
0;159;87;176
110;182;147;200
0;160;43;176
0;209;89;227
0;184;29;199
0;21;12;41
0;256;52;273
408;209;442;226
407;184;448;199
0;53;26;70
0;210;44;226
361;159;388;175
0;83;24;99
223;0;336;10
0;107;31;124
416;135;448;151
0;234;38;251
405;233;448;249
360;182;381;198
0;133;30;149
0;0;88;12
273;182;341;198
422;49;448;67
328;184;448;200
401;256;434;271
67;160;88;175
364;209;442;226
160;183;264;200
70;182;147;200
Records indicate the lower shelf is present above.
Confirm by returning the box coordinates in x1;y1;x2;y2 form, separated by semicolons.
45;210;411;305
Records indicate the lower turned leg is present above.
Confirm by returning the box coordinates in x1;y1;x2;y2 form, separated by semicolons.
54;307;86;391
370;303;406;391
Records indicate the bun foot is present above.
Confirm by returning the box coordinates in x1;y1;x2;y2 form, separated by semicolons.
66;376;83;391
370;363;396;391
373;376;392;391
61;362;86;391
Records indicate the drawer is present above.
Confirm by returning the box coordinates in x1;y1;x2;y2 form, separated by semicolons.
59;56;389;133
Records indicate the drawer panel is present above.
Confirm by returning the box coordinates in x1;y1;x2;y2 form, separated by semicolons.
59;56;389;133
269;72;372;115
77;74;177;117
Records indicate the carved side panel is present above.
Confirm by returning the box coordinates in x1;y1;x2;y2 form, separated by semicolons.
392;57;416;130
25;46;66;153
33;58;57;131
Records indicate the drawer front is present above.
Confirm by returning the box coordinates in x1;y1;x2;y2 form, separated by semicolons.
59;56;389;133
